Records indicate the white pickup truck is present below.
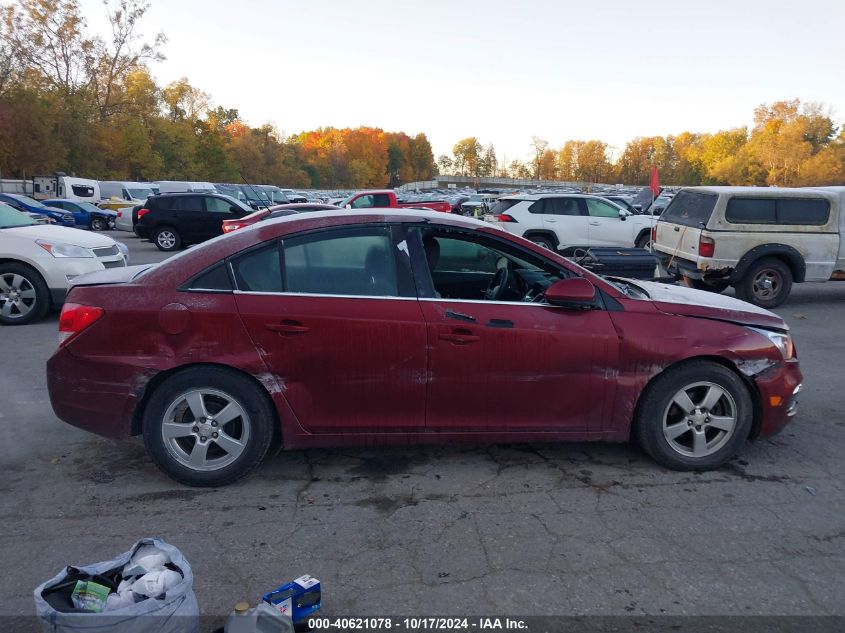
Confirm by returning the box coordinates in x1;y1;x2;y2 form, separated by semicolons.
653;186;845;308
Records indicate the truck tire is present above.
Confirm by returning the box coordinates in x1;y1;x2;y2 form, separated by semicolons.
734;257;792;308
687;278;730;293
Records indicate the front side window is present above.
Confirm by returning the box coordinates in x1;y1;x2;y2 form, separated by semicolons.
231;244;283;292
586;198;620;218
284;227;398;297
421;230;566;303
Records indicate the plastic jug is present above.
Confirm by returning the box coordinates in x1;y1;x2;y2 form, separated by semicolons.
224;601;294;633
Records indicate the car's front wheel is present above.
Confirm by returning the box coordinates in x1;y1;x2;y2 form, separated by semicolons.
142;367;275;486
153;226;182;251
635;361;753;471
0;263;50;325
90;216;107;231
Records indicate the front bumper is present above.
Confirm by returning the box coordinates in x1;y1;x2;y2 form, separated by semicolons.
754;359;803;437
47;345;147;439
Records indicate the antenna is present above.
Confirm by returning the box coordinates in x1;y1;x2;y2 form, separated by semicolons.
239;173;270;210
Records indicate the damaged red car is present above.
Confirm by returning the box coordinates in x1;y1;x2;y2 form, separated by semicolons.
47;210;803;486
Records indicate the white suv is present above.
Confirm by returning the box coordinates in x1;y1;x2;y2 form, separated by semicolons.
0;205;127;324
486;194;656;253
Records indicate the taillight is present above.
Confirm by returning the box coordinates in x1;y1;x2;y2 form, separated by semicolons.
495;214;517;222
137;208;150;219
58;303;104;346
117;210;122;217
699;235;715;257
651;225;657;243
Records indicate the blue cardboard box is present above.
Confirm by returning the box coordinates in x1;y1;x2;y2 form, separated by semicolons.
262;575;321;623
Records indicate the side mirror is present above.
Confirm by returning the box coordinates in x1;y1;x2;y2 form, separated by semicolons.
545;277;596;309
345;204;352;209
619;209;630;220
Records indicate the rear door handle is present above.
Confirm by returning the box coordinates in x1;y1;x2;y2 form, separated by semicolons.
439;328;479;345
265;320;310;334
589;221;600;226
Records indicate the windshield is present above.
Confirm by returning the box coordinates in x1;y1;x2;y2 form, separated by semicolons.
11;195;46;209
127;188;154;200
660;190;716;227
244;188;271;202
0;204;38;228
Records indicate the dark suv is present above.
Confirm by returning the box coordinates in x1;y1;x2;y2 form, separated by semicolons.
135;193;253;251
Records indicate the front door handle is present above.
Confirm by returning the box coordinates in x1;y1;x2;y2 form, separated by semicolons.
446;309;476;323
265;320;310;334
589;221;600;226
439;328;479;345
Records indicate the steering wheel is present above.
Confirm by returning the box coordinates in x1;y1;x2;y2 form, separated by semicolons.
484;257;513;300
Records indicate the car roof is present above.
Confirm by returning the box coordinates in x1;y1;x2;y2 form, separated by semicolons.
684;186;836;198
260;207;488;228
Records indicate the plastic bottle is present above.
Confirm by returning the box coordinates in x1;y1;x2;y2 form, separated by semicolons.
224;601;294;633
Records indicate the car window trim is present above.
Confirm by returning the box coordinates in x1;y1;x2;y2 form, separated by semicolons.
178;261;236;294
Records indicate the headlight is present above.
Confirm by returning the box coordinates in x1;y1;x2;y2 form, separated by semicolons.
115;241;129;261
36;240;94;258
749;327;794;360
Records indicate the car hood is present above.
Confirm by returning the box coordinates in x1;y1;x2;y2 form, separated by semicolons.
632;280;787;330
4;225;117;248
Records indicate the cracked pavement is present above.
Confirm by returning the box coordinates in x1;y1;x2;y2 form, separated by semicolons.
2;234;844;620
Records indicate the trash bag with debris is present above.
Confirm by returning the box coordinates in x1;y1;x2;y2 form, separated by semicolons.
33;537;199;633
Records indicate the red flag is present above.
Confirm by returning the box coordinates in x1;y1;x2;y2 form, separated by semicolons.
649;165;660;197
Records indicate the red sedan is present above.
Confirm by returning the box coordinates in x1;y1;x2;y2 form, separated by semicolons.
47;210;803;486
221;203;340;233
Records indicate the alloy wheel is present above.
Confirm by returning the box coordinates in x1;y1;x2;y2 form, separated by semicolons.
0;273;37;319
662;381;738;458
157;230;176;249
161;388;251;471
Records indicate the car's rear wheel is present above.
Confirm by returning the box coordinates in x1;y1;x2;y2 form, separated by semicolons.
635;361;753;471
735;257;792;308
0;263;50;325
153;226;182;251
635;233;652;250
90;216;107;231
142;367;275;486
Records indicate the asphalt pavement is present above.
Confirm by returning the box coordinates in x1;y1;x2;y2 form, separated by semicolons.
2;231;845;623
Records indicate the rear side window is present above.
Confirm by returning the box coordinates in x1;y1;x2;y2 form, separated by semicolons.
725;198;830;225
231;244;283;292
775;199;829;225
725;198;776;224
172;196;202;212
152;196;174;211
187;264;232;291
661;190;717;227
71;184;95;198
283;227;398;297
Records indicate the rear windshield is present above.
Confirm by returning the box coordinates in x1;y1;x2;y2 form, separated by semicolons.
489;199;521;215
660;190;717;227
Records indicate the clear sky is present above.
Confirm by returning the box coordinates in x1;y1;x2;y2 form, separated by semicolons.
79;0;845;162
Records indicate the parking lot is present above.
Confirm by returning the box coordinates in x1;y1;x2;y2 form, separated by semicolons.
3;230;845;620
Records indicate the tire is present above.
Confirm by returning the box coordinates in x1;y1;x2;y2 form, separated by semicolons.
687;278;730;293
90;216;107;231
634;361;753;471
529;236;555;250
142;366;275;486
153;226;182;252
0;263;50;325
734;257;792;308
635;232;652;250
